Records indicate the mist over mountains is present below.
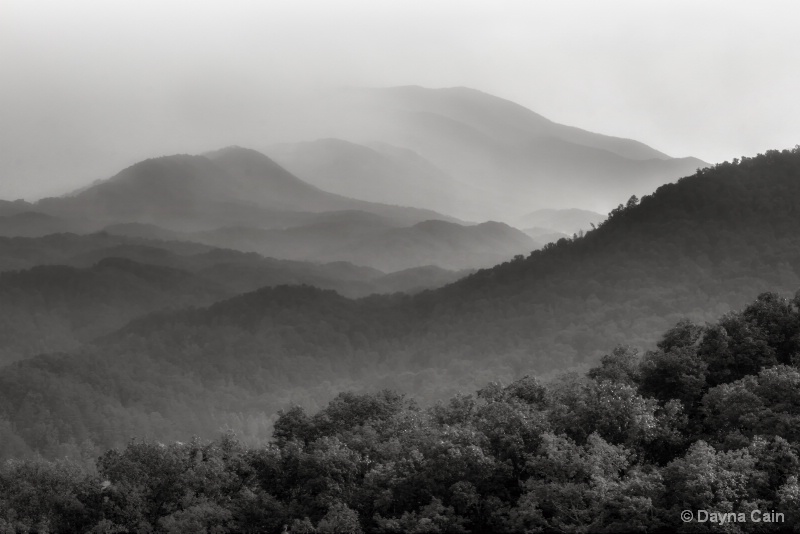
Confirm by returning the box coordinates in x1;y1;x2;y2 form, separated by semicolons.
267;138;468;217
0;86;712;276
34;147;448;231
3;136;553;272
8;0;800;525
9;82;800;532
0;231;476;366
1;146;799;463
267;86;706;219
0;88;733;442
2;74;800;532
3;86;703;224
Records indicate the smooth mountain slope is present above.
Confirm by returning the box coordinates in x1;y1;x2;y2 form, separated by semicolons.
30;148;453;232
199;146;457;225
1;147;798;459
38;154;243;229
267;138;479;219
207;146;440;224
315;86;706;219
366;86;671;160
192;217;537;271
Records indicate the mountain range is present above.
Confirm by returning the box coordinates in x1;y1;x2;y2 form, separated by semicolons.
12;85;795;468
269;86;707;220
1;87;709;273
189;217;535;271
1;146;797;460
34;147;449;231
0;231;477;366
2;145;545;272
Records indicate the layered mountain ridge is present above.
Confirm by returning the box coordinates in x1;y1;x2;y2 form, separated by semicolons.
270;86;707;219
35;148;451;231
6;145;540;272
1;146;797;460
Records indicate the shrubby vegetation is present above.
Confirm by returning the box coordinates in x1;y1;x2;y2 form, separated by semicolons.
2;290;800;532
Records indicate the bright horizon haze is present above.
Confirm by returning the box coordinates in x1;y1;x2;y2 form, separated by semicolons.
2;0;799;204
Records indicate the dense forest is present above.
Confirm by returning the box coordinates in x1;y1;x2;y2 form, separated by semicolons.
2;290;799;532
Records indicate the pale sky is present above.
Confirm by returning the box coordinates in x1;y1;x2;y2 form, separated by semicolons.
2;0;799;200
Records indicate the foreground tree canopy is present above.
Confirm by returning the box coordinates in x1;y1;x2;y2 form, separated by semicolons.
2;290;800;532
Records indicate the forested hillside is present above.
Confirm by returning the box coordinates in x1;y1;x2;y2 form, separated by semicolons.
2;290;799;532
0;259;227;365
0;148;798;461
0;233;471;365
417;148;800;367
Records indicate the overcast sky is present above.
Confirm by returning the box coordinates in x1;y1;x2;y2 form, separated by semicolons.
2;0;799;200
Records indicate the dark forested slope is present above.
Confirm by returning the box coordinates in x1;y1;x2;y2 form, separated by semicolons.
0;259;227;365
1;147;799;460
434;155;799;356
0;233;472;365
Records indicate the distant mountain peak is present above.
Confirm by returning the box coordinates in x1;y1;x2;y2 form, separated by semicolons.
312;85;707;219
204;145;275;160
